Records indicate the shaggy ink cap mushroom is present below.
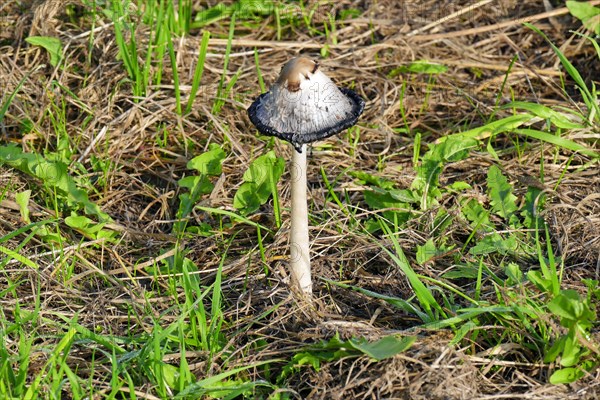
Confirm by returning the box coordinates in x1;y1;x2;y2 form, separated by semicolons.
245;57;364;296
248;57;365;152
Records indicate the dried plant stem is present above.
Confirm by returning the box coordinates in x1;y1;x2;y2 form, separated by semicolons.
290;145;312;295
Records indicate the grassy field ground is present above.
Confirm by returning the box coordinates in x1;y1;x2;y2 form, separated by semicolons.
1;0;599;399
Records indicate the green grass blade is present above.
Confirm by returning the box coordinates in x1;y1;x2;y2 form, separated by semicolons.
174;360;278;399
446;114;533;141
212;13;236;115
513;128;599;158
166;22;181;115
185;30;210;114
253;49;266;92
525;22;600;121
323;278;429;320
422;306;513;329
377;218;445;321
572;31;600;62
1;65;44;123
504;101;584;129
0;245;38;269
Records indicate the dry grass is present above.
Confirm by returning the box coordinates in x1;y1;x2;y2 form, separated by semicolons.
1;0;599;398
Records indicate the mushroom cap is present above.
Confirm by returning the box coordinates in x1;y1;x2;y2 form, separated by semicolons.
248;57;365;152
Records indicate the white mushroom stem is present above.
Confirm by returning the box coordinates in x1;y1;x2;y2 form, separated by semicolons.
290;144;312;295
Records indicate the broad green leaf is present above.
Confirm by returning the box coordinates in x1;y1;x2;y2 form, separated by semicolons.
350;170;396;190
487;165;518;220
430;136;479;163
178;175;214;194
65;213;116;240
547;290;596;323
281;334;414;378
448;181;471;191
175;145;227;234
15;190;31;223
186;144;226;176
65;214;102;232
277;335;350;382
233;151;284;215
158;362;179;389
560;334;583;367
505;263;524;284
0;145;110;222
416;239;451;265
416;239;437;265
527;270;554;293
486;140;500;160
412;136;478;208
292;353;325;371
406;60;448;74
388;188;419;203
364;188;403;209
567;1;600;35
470;234;518;256
186;379;256;399
461;198;493;231
349;335;416;361
544;335;565;364
549;365;590;384
33;225;65;243
414;160;445;205
338;7;361;19
0;145;37;174
25;36;63;67
363;188;412;229
241;151;282;187
34;161;68;187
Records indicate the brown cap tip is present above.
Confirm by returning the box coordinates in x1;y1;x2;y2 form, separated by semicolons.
276;57;319;92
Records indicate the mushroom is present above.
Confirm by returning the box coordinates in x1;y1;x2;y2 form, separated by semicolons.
247;57;365;296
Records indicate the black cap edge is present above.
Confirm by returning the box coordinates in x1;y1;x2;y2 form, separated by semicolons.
247;87;365;153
